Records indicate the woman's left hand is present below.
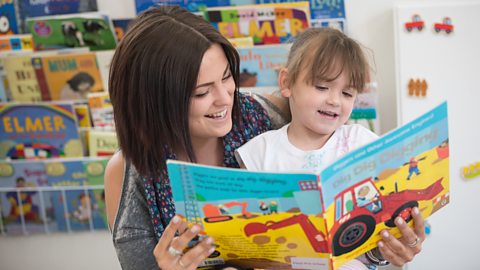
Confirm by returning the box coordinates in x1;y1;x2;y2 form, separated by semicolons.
377;206;425;266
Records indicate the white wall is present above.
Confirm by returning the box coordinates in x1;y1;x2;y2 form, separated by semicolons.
0;1;457;269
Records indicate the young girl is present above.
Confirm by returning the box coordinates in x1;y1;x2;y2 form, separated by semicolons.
236;28;425;269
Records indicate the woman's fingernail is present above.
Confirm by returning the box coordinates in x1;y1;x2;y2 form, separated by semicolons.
413;207;420;215
382;231;389;238
172;216;180;224
206;237;213;244
191;225;199;233
378;241;384;248
209;247;215;254
396;217;404;225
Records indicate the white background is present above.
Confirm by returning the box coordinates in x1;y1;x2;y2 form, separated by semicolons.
1;0;476;269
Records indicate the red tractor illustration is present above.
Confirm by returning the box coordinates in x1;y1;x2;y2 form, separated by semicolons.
328;177;444;256
242;177;444;257
203;201;252;223
405;14;424;31
244;213;329;253
434;17;453;34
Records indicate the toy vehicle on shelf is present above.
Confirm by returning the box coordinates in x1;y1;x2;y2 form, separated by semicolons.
434;17;454;33
405;14;424;31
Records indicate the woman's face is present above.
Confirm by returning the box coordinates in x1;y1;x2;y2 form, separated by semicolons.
188;43;235;141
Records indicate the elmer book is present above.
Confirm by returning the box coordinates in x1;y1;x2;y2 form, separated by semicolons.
203;2;311;45
0;102;83;159
167;102;450;269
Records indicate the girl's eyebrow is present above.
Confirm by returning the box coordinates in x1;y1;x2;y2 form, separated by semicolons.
195;65;230;89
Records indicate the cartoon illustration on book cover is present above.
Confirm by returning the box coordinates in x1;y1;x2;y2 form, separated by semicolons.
0;161;56;235
203;2;310;45
83;158;109;228
135;0;231;14
167;102;450;269
0;102;84;159
0;1;19;35
45;159;105;231
26;12;116;51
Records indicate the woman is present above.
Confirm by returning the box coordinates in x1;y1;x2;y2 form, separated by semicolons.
105;5;425;270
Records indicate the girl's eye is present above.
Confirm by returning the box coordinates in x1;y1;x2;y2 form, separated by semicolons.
315;86;328;91
343;90;355;97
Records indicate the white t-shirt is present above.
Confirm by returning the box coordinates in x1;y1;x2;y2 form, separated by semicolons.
236;123;378;173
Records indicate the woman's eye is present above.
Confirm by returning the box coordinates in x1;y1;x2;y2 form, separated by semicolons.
222;73;232;81
194;91;208;98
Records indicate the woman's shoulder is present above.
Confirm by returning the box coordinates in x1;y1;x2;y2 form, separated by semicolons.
237;92;273;136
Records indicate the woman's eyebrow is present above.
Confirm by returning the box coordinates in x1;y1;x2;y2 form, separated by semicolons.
195;65;230;89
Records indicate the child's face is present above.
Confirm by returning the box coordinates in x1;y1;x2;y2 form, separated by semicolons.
188;43;235;142
282;68;357;140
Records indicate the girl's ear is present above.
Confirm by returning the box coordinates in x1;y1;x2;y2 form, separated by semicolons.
278;68;292;98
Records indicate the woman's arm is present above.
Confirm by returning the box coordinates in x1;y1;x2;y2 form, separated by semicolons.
104;151;124;230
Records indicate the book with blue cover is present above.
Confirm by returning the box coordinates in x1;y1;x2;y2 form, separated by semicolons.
167;102;450;269
0;102;83;159
135;0;231;13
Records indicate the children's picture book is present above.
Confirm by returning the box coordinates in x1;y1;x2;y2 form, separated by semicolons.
83;157;109;228
167;102;450;269
87;91;114;129
237;44;289;88
26;12;117;51
135;0;231;14
95;50;114;92
0;34;34;52
0;1;19;35
112;18;133;42
88;129;117;157
44;158;105;231
0;160;55;235
73;102;91;128
3;55;43;102
17;0;98;32
32;52;104;101
256;0;345;20
202;2;310;45
0;102;84;159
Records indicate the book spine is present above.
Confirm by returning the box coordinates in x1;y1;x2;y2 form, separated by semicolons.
179;165;202;226
31;57;51;100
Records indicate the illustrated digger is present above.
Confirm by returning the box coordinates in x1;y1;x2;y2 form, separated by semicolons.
244;177;445;256
203;201;252;223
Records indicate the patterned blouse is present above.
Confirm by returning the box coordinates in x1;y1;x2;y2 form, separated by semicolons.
142;93;272;239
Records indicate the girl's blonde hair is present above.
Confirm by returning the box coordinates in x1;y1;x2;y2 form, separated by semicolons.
284;27;370;93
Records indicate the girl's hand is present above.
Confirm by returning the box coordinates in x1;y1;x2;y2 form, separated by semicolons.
377;207;425;266
153;216;215;269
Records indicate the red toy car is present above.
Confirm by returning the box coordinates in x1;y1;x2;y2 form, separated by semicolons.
434;17;454;33
405;14;424;32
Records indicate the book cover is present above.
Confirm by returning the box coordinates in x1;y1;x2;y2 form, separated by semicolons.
73;102;91;128
0;57;9;102
167;102;450;269
45;158;105;231
83;157;109;228
0;160;55;235
3;55;43;102
237;44;289;88
87;91;114;129
112;19;133;42
88;129;117;157
256;0;345;20
33;52;104;101
0;34;34;52
0;102;84;159
94;50;114;92
203;2;310;45
0;1;19;35
26;12;117;51
135;0;231;14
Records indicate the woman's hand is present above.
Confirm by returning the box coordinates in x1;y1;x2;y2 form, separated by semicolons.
153;216;215;269
377;207;425;266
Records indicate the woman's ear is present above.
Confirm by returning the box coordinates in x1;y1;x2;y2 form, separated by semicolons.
278;68;291;98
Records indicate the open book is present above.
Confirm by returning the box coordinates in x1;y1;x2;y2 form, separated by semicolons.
167;102;450;270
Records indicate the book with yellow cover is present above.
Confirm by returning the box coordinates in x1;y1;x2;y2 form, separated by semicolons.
3;55;42;102
32;52;104;101
167;102;450;269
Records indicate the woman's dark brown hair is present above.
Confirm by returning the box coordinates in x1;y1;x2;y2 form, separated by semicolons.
109;5;240;177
